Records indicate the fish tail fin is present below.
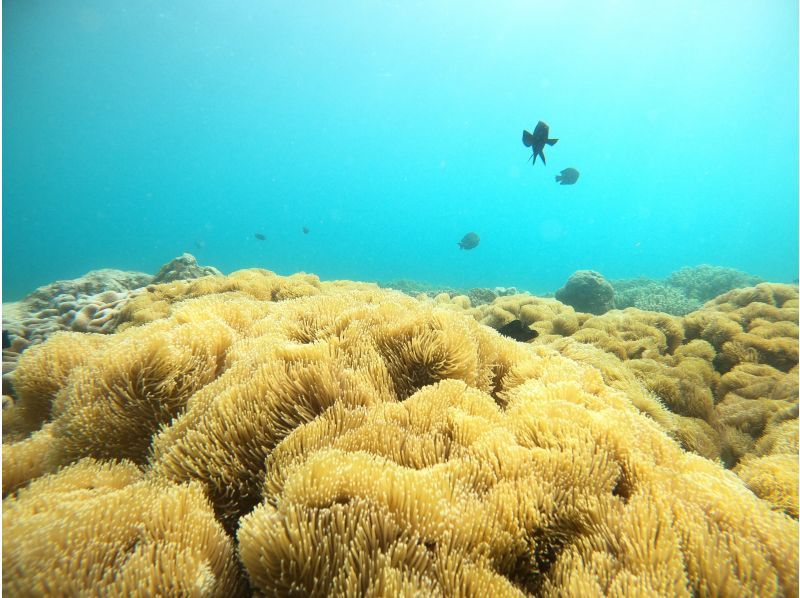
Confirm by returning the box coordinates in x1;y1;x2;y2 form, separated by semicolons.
539;151;546;166
555;174;562;182
546;138;558;146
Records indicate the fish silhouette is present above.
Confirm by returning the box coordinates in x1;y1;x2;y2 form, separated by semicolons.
458;232;480;250
497;320;539;342
556;167;580;185
254;233;266;241
522;121;558;166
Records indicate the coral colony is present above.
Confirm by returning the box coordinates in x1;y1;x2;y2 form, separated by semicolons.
2;256;798;595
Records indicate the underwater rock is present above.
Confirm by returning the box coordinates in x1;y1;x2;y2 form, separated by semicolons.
151;253;222;284
555;270;616;315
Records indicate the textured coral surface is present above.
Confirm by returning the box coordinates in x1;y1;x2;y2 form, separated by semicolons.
3;270;797;596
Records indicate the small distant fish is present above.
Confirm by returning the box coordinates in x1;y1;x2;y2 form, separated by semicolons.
458;232;480;250
254;233;266;241
497;320;539;342
555;167;580;185
2;330;10;350
194;239;206;249
302;226;310;234
522;121;558;166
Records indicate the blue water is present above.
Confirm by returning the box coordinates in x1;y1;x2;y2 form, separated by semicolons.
3;1;798;301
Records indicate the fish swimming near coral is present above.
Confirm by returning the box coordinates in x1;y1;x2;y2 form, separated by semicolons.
254;233;266;241
522;121;558;165
302;227;310;234
556;167;580;185
458;232;480;250
496;319;539;342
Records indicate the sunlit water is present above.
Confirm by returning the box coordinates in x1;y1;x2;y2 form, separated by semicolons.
3;1;797;300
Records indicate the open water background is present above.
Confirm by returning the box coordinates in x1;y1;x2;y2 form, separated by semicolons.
3;0;798;300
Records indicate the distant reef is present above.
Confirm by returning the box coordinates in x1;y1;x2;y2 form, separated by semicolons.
2;253;221;396
384;264;771;317
2;262;797;595
612;264;766;316
381;278;523;307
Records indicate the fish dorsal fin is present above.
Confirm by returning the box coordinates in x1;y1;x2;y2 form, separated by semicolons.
522;130;534;147
546;138;558;146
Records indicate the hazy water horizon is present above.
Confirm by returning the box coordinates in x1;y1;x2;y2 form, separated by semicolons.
4;0;798;301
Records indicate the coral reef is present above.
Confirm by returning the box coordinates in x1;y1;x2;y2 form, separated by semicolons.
461;282;798;515
2;271;797;595
116;268;325;329
666;264;765;304
1;253;223;404
151;252;223;284
612;277;701;315
3;459;245;596
555;270;615;315
18;268;152;310
383;279;522;307
612;265;766;316
2;253;222;346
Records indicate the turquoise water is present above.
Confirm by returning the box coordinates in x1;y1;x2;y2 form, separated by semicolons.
3;1;798;301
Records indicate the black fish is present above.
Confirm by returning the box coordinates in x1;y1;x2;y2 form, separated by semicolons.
302;226;310;234
458;232;480;250
556;167;580;185
497;319;539;342
2;330;10;350
522;121;558;166
254;233;266;241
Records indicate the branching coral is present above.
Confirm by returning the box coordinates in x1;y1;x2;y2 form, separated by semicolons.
665;265;764;303
612;276;701;315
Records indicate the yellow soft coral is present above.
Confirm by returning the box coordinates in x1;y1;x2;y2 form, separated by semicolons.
735;454;798;517
2;459;245;596
239;375;797;596
3;272;797;595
